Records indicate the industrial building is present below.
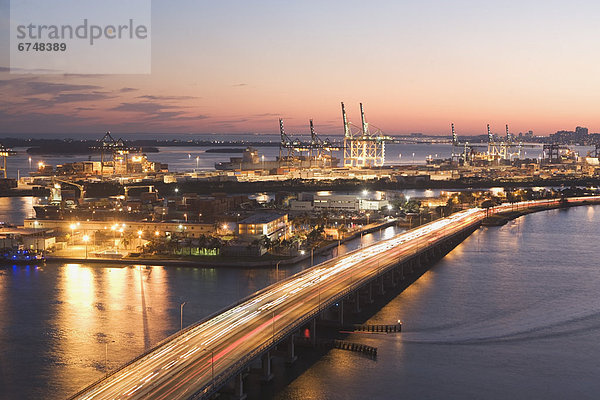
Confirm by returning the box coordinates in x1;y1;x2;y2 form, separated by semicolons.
290;192;389;212
237;213;290;241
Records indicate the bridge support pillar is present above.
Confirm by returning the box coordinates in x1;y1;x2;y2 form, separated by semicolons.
378;276;385;295
338;300;344;326
286;334;297;364
310;318;317;346
353;291;361;313
233;373;247;400
261;351;273;382
366;283;374;304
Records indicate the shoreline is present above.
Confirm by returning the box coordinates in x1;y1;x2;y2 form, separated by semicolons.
45;220;398;268
44;199;598;268
4;176;600;198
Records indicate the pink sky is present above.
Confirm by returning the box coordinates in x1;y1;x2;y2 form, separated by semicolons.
2;0;600;136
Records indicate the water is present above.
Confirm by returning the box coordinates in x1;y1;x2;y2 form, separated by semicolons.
7;141;568;179
0;197;35;224
0;214;403;400
1;205;599;399
275;205;600;400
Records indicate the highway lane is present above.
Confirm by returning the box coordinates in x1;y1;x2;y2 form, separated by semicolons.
71;197;600;400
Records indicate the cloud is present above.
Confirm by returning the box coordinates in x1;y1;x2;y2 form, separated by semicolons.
53;92;113;103
110;101;209;123
111;101;178;114
211;118;250;124
119;87;138;93
252;112;280;118
0;108;98;133
232;83;248;87
0;78;103;97
136;95;198;101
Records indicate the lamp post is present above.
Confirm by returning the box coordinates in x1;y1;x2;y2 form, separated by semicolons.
275;261;281;282
204;349;215;388
180;301;186;330
82;234;89;259
412;152;415;164
70;223;76;245
318;275;321;312
196;156;199;170
111;225;117;250
105;340;115;370
33;220;39;251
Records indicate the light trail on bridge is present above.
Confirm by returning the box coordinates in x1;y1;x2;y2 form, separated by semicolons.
70;197;600;400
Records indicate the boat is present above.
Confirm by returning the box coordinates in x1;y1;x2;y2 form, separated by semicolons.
0;249;46;264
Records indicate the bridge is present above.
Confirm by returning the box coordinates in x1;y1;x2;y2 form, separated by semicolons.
69;196;600;400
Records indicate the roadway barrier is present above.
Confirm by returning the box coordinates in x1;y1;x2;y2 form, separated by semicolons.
71;195;600;400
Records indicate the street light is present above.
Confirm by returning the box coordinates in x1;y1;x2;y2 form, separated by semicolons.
196;156;200;170
70;223;76;245
105;340;115;370
203;349;215;388
180;302;186;331
111;224;117;250
275;261;281;282
33;220;39;251
412;152;415;164
82;234;89;259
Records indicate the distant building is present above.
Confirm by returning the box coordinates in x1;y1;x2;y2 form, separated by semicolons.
179;193;248;222
290;192;389;211
237;213;289;241
0;227;56;250
550;127;590;145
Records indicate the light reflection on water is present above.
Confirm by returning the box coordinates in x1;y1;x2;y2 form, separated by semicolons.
0;223;405;399
0;196;34;224
6;205;600;399
274;206;600;400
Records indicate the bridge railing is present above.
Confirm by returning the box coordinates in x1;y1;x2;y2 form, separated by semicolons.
191;215;484;399
72;196;600;399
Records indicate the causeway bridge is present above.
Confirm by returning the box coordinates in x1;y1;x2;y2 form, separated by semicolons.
69;196;600;400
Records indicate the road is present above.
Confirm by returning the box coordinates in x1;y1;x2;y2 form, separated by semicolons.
70;197;599;400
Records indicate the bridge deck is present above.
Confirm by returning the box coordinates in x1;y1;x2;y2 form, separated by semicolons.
70;197;600;400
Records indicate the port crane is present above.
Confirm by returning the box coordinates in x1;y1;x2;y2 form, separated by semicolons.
342;102;387;168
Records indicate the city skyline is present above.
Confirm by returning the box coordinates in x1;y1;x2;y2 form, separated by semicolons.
2;0;600;135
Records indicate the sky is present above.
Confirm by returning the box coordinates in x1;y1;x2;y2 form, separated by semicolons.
1;0;600;136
